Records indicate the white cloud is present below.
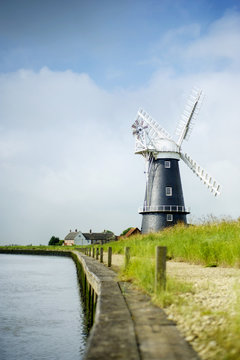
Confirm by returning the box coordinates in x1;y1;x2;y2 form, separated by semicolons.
185;10;240;68
0;68;145;244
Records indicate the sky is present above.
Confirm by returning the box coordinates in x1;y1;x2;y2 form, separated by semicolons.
1;0;240;245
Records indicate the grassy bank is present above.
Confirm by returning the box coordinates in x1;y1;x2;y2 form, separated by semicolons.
0;245;65;250
100;219;240;360
103;219;240;267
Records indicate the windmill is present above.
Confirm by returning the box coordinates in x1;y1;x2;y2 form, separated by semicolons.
132;88;221;234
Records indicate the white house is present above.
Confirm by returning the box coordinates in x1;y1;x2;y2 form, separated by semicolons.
64;229;116;246
64;230;91;246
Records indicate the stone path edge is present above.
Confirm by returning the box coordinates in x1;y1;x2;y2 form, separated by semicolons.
73;251;140;360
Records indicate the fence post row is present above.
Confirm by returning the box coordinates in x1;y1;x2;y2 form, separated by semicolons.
83;246;166;293
155;246;167;293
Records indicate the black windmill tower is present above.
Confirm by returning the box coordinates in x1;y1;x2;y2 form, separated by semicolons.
132;88;221;234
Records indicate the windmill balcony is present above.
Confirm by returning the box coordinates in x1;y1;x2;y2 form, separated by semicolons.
138;205;190;214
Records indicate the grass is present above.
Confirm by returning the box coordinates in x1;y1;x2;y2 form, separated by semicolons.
101;219;240;267
120;256;194;307
98;219;240;359
0;245;69;251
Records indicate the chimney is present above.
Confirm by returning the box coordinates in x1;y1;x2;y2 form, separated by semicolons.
89;229;92;234
75;229;77;232
70;229;72;233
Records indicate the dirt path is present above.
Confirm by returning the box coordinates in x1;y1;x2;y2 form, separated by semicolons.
103;253;240;359
166;262;240;359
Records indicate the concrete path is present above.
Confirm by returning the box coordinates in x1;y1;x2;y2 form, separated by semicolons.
119;282;199;360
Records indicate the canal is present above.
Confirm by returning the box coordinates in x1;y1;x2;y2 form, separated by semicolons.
0;254;87;360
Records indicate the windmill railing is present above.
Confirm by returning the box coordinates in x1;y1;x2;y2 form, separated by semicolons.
138;205;190;213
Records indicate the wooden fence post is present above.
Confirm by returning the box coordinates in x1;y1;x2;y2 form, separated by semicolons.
124;247;130;269
100;248;103;263
96;248;99;260
108;247;112;267
155;246;167;292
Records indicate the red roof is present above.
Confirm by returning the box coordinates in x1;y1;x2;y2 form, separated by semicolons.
124;227;141;237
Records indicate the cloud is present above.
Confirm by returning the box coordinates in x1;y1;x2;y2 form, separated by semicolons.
184;10;240;69
0;67;145;244
143;10;240;74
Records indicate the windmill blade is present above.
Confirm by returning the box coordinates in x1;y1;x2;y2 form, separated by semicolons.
180;152;221;196
137;109;172;140
132;108;172;155
176;88;204;148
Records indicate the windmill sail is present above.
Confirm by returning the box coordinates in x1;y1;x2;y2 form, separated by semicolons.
137;109;172;140
180;152;221;196
132;109;172;155
176;88;204;148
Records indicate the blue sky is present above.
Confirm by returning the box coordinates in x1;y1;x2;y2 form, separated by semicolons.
1;0;239;87
1;0;240;244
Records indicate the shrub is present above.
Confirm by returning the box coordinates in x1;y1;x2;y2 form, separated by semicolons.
48;236;60;246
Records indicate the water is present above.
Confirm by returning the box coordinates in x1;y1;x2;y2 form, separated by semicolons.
0;254;87;360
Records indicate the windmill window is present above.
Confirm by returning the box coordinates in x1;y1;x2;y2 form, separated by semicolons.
165;161;171;168
167;214;173;222
166;187;172;196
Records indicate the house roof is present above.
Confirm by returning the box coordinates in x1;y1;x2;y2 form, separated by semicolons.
83;232;115;241
124;227;141;237
64;231;80;240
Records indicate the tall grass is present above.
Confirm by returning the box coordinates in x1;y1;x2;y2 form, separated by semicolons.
102;219;240;267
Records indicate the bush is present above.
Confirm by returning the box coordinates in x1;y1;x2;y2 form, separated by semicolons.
48;236;60;246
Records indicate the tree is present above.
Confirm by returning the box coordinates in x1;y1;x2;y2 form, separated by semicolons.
48;236;60;246
120;227;132;236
